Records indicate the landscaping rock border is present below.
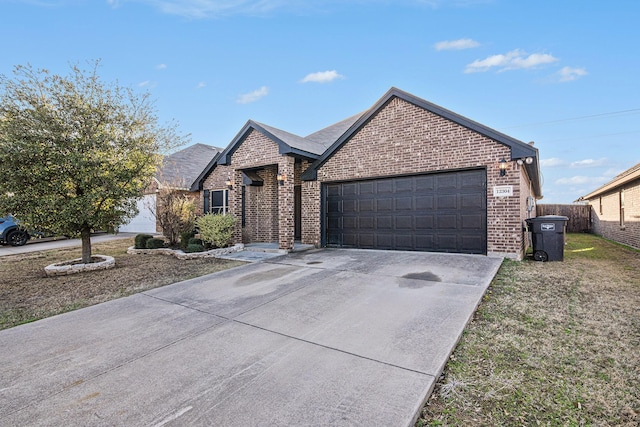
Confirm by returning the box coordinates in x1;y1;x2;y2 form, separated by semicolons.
126;243;244;260
45;255;116;276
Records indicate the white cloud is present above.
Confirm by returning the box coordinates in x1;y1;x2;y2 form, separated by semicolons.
138;80;150;87
434;38;480;51
108;1;478;18
236;86;269;104
570;158;608;168
300;70;345;83
540;157;566;167
557;66;587;82
156;63;167;69
118;0;288;18
465;49;558;73
196;81;206;88
555;176;609;186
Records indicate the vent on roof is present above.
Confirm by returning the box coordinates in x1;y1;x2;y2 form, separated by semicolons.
242;171;263;186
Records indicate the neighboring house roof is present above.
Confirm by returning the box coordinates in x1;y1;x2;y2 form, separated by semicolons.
578;161;640;201
157;143;221;190
301;87;542;198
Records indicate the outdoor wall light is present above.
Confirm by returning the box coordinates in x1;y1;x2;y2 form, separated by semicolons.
277;173;286;186
516;157;534;166
499;158;507;177
225;177;233;190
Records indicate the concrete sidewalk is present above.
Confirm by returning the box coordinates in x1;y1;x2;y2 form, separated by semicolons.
0;233;136;256
0;249;502;426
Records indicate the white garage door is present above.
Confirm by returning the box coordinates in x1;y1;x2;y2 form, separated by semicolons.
119;194;157;234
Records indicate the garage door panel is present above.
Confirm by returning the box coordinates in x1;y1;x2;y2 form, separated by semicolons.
359;233;375;248
359;199;375;212
359;182;375;194
377;198;394;211
394;234;414;250
343;216;357;229
395;216;413;229
377;181;394;193
437;214;458;229
436;234;458;251
377;216;393;229
461;214;483;229
327;184;342;196
461;235;484;254
327;200;342;214
416;235;435;250
324;170;486;254
343;200;357;213
461;193;483;209
395;196;413;210
415;196;434;210
416;216;434;229
360;217;375;229
343;183;358;195
342;233;358;247
415;176;435;191
437;175;457;190
437;194;457;209
395;178;413;192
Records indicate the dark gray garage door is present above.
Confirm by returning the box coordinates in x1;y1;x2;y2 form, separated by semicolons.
324;169;487;254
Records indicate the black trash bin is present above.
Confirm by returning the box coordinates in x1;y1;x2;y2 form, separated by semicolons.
525;215;569;261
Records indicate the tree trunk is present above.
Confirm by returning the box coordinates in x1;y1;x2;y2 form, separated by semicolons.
81;226;92;264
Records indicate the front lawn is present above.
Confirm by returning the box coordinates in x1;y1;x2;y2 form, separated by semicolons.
0;238;245;330
418;233;640;426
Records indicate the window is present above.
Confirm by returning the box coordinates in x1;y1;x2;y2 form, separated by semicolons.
204;189;229;214
620;189;625;227
599;197;603;215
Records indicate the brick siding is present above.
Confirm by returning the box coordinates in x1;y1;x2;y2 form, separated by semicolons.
309;97;530;259
586;178;640;249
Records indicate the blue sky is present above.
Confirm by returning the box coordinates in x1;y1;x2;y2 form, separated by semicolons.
2;0;639;204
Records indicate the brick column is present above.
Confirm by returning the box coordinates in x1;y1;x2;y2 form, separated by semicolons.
231;168;243;244
278;156;295;250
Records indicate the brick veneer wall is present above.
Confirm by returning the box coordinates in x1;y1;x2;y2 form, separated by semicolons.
519;164;536;252
201;129;300;249
308;97;528;259
586;179;640;249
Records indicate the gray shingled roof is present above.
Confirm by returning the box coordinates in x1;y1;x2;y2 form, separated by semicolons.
253;122;327;156
157;143;221;189
304;112;365;149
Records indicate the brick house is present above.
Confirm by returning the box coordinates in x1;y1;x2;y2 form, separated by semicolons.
577;162;640;249
195;88;542;260
120;143;221;233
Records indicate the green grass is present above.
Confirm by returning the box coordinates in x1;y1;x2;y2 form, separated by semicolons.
418;233;640;426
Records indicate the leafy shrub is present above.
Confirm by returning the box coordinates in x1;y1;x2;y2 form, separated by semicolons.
180;231;195;249
196;214;237;248
184;243;205;253
152;187;196;246
135;234;153;249
145;238;165;249
188;237;203;246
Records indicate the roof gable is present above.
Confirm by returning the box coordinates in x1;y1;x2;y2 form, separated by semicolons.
217;120;326;167
579;161;640;200
301;87;541;197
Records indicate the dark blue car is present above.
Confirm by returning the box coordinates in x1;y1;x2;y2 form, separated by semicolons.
0;216;30;246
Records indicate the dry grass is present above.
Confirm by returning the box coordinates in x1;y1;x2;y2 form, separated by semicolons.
418;233;640;427
0;238;245;330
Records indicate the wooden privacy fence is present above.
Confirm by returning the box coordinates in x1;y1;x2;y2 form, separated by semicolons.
536;204;592;233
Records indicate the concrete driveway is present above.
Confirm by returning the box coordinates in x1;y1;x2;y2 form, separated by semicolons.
0;249;502;426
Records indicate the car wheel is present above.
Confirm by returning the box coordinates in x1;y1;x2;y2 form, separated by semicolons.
533;250;548;262
7;230;28;246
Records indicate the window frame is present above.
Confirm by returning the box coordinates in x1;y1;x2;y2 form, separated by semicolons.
207;189;229;215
